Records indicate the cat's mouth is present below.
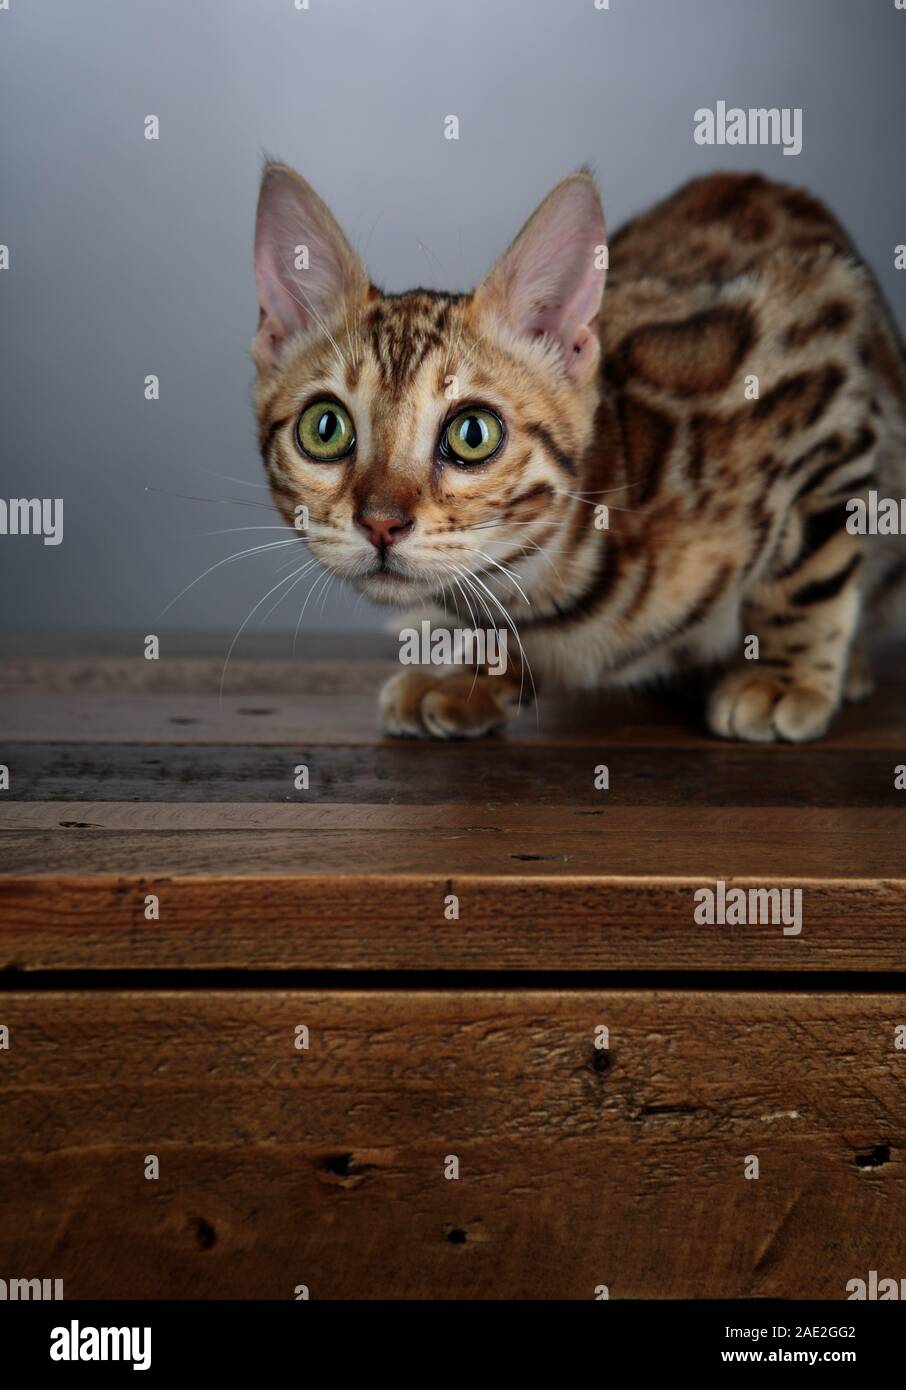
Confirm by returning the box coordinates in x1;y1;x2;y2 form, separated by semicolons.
370;567;412;585
369;555;412;581
353;558;428;605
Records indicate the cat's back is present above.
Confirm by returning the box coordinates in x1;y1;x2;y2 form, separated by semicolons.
599;170;905;442
598;172;906;633
607;171;853;283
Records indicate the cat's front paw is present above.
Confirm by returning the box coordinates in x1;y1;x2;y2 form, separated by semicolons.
379;669;519;739
707;671;838;744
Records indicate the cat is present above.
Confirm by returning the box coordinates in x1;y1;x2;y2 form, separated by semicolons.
252;161;906;742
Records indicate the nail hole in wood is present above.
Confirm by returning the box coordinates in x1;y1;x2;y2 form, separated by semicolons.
855;1144;890;1169
188;1216;217;1250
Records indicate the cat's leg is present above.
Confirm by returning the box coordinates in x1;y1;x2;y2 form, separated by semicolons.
380;665;527;739
844;643;876;703
708;523;864;743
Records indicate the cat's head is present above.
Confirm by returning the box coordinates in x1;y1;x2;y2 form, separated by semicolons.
252;160;606;608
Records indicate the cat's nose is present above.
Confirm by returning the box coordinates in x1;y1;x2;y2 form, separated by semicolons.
355;514;415;549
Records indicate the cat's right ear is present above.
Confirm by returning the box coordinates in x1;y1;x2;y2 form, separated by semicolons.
252;162;369;373
473;170;607;385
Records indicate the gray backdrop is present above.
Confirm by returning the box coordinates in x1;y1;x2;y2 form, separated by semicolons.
1;0;904;640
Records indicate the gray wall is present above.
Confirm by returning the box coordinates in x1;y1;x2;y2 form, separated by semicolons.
1;0;904;639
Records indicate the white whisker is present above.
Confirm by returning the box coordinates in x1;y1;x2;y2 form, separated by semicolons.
144;484;280;513
157;537;301;620
220;559;327;699
198;469;273;490
260;557;321;622
450;562;538;718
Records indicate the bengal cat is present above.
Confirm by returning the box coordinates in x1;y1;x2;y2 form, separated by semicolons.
252;162;906;741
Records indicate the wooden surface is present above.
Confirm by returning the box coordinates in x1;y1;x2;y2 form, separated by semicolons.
2;989;903;1300
0;642;904;1299
0;647;904;972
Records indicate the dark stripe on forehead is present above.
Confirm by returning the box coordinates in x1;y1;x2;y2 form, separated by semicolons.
366;299;450;396
377;287;466;302
345;356;362;390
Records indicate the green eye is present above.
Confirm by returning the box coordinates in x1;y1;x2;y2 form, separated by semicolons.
296;400;356;461
442;408;504;465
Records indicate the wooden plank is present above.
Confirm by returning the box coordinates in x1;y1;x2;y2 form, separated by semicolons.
0;632;396;667
0;693;383;746
0;807;901;876
0;863;903;972
2;642;902;696
2;743;904;805
0;647;396;695
0;989;902;1299
0;652;903;747
2;794;903;832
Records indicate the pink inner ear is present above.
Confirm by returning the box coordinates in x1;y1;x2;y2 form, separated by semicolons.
255;242;306;338
491;176;607;379
520;225;605;339
252;166;368;369
255;182;336;342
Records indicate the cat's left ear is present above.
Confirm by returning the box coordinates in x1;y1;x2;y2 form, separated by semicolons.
474;171;606;384
252;161;369;373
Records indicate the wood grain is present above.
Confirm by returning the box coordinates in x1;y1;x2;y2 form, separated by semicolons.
0;861;903;973
0;989;902;1300
3;742;904;805
1;648;904;1301
0;648;903;747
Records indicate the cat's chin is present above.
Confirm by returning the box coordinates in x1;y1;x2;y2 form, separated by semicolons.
352;570;431;607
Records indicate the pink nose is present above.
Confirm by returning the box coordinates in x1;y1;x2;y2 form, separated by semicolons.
356;514;414;549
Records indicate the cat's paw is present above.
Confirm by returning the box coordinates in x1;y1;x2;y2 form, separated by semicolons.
707;671;838;743
379;669;518;739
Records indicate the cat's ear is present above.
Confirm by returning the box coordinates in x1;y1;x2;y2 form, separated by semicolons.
253;161;369;372
474;171;606;384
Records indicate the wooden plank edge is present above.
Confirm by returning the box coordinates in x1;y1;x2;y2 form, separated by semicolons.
0;873;904;972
